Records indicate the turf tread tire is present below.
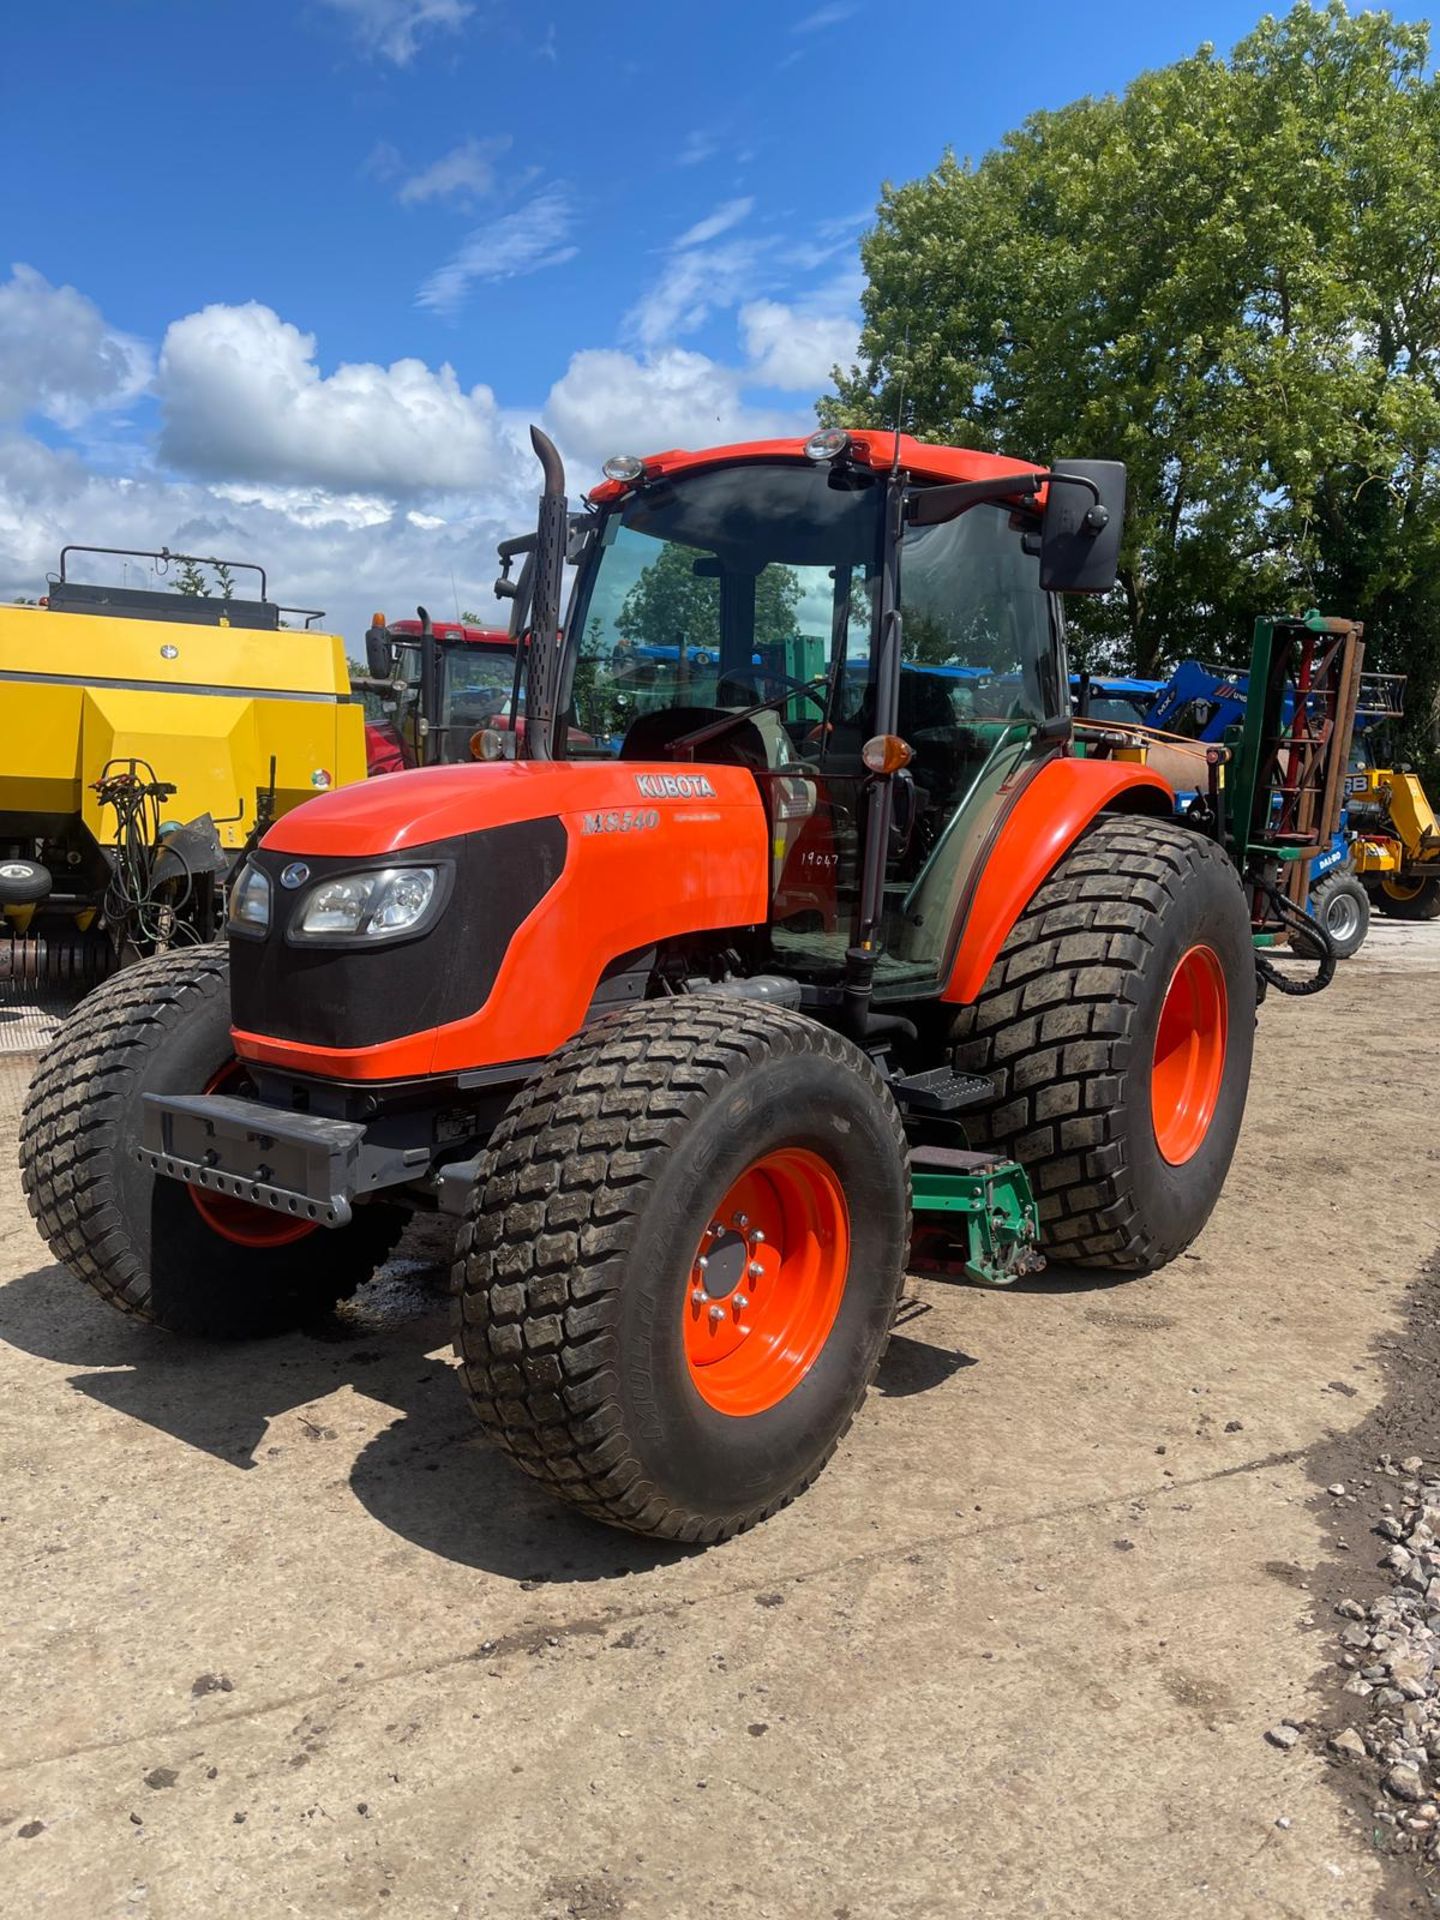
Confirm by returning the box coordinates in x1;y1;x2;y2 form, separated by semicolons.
453;997;909;1544
19;948;405;1336
949;815;1253;1274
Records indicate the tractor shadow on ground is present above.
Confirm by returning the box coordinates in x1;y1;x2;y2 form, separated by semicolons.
0;1254;991;1583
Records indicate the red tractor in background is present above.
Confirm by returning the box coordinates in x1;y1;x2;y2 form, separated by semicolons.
360;612;524;774
22;423;1321;1544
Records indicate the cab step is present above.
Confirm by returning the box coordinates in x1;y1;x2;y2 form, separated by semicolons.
889;1065;993;1114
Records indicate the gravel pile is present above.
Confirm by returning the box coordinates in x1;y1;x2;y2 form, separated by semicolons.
1316;1452;1440;1862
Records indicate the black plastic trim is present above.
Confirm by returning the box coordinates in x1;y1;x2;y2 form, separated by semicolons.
230;819;568;1049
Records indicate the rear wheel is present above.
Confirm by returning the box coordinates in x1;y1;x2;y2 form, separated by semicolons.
949;815;1255;1272
1305;869;1370;958
1371;873;1440;921
19;949;405;1337
453;998;909;1542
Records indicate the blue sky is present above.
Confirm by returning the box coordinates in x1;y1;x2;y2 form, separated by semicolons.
1;0;1432;638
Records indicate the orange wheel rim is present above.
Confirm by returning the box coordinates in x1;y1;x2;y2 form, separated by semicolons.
683;1148;850;1416
186;1061;318;1250
1151;944;1228;1166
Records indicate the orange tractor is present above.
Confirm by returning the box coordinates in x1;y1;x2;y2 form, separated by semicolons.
22;426;1305;1542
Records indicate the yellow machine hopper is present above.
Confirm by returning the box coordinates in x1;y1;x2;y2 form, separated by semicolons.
0;545;368;984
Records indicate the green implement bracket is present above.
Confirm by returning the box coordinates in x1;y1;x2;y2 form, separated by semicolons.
909;1152;1044;1287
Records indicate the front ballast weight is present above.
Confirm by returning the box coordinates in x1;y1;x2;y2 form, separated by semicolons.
908;1145;1045;1287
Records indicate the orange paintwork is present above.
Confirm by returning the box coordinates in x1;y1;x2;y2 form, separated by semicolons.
683;1148;851;1416
234;760;769;1079
588;432;1046;504
940;758;1174;1005
1150;944;1228;1165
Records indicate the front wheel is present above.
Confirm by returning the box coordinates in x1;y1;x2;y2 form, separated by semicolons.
1370;873;1440;921
1299;868;1370;959
453;999;910;1542
19;949;405;1337
950;815;1255;1272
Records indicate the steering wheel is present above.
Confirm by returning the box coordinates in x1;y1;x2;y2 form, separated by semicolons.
668;676;832;758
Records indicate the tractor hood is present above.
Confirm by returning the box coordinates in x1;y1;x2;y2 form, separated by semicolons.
259;758;762;856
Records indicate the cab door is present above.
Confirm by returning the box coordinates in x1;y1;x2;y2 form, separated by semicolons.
871;503;1066;996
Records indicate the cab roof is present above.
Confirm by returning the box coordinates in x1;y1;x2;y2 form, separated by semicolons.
387;618;511;647
587;431;1045;505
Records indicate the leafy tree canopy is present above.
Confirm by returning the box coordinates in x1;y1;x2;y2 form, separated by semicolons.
614;542;802;653
826;2;1440;758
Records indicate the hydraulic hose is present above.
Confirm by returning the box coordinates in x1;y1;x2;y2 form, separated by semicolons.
1253;881;1337;998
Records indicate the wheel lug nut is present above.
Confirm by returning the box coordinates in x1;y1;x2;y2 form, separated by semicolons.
733;1212;748;1229
733;1294;748;1311
751;1230;766;1246
696;1255;708;1272
708;1304;723;1323
692;1287;708;1306
708;1222;724;1238
747;1260;763;1279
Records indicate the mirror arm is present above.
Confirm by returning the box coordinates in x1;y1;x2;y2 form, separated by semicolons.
906;467;1106;530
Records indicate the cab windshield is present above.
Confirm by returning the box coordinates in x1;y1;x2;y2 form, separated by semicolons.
396;640;521;727
561;461;884;761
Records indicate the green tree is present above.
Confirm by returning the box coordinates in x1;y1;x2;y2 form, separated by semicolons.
212;561;235;602
173;559;209;597
827;2;1440;757
615;544;803;653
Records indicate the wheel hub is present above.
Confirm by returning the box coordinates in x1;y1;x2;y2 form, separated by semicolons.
683;1150;849;1416
1150;944;1228;1167
1326;891;1360;943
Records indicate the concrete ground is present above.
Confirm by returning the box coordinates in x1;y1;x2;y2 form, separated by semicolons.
1;922;1437;1920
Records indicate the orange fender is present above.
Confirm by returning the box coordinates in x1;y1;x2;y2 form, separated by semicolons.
940;757;1174;1005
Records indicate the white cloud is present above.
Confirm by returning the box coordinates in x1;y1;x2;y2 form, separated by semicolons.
624;202;767;350
673;197;754;250
543;347;803;475
0;265;152;430
416;186;577;316
740;298;859;391
791;3;857;31
319;0;472;65
396;135;511;206
0;430;524;645
156;302;508;494
677;129;719;168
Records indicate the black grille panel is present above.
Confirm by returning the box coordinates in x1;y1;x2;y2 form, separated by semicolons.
229;819;567;1050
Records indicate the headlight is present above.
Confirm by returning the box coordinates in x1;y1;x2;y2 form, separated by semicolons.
296;866;439;942
227;862;271;935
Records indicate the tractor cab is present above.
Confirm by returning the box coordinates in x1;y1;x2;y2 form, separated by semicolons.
517;429;1126;1000
360;614;522;769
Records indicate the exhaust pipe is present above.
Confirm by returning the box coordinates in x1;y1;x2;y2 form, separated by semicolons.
523;425;568;762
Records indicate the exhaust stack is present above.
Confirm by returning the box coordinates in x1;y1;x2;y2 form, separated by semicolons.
523;426;568;761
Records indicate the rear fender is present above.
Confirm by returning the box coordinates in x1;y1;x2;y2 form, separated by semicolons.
940;758;1174;1005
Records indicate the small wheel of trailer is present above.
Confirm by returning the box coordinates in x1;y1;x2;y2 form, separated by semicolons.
1296;868;1370;959
18;949;405;1338
453;999;910;1543
1370;873;1440;921
0;858;51;906
949;815;1255;1273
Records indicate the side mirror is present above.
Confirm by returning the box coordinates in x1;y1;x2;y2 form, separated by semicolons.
364;623;393;679
1039;460;1126;595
